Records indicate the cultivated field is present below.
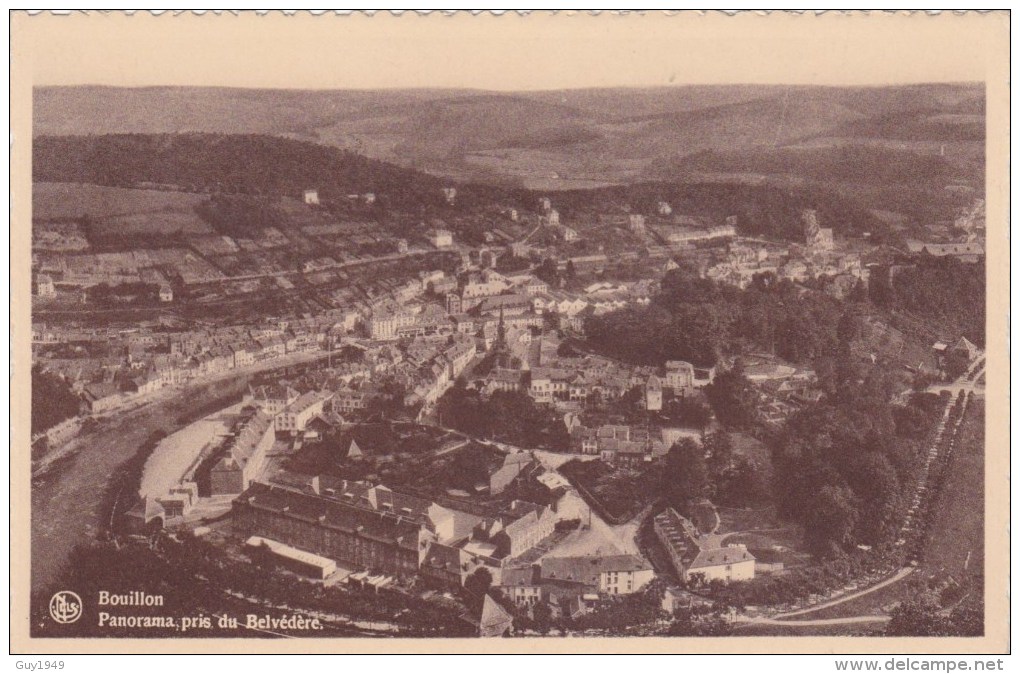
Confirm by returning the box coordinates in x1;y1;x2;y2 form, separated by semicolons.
33;182;212;234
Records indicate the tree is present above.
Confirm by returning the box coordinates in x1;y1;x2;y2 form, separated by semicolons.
704;431;734;476
704;364;757;429
885;595;951;636
531;600;553;634
463;568;493;612
535;258;560;286
803;484;859;558
662;438;708;511
565;260;577;280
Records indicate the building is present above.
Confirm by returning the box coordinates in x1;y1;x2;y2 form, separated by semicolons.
303;189;320;205
208;409;276;495
665;360;695;393
246;536;337;579
36;273;56;297
629;214;646;234
803;209;834;251
233;482;424;578
82;381;122;414
427;229;453;248
653;507;755;584
645;374;663;411
274;391;332;435
249;384;299;415
540;554;654;595
159;285;174;302
489;452;535;495
498;566;542;608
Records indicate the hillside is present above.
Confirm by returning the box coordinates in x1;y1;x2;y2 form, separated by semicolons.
32;133;900;245
32;133;461;210
34;84;984;192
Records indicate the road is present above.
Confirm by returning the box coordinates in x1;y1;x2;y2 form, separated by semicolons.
772;567;915;620
737;615;890;628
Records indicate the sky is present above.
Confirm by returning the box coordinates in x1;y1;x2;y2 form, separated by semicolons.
14;11;1002;91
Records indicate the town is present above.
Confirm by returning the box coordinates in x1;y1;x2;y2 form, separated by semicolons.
30;128;987;639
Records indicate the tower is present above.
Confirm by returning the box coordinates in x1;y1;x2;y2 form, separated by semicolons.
645;374;663;412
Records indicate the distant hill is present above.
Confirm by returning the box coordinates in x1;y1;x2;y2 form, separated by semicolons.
32;133;460;210
33;132;898;245
34;84;984;189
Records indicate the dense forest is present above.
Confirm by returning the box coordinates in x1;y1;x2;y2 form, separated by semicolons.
32;133;530;211
772;347;946;557
549;180;892;242
585;265;849;367
870;256;986;346
35;133;896;244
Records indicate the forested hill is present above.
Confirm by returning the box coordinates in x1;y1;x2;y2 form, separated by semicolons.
34;133;890;242
31;133;529;211
547;181;891;243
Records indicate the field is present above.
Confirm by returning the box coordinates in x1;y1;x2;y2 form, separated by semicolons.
33;182;212;234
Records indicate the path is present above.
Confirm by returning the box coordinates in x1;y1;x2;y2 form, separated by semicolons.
739;615;890;628
772;567;914;619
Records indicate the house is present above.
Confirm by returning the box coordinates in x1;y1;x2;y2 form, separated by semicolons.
653;507;755;584
489;452;535;495
159;285;174;302
540;554;654;595
665;360;695;393
482;501;558;560
427;229;453;248
419;541;487;589
479;595;514;637
207;409;276;495
303;189;320;205
629;214;646;234
36;273;56;297
82;381;122;414
249;384;300;415
687;545;756;584
498;566;542;608
274;391;332;435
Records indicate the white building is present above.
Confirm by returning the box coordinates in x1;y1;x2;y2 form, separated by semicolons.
274;391;332;434
303;189;320;205
36;274;56;297
427;229;453;248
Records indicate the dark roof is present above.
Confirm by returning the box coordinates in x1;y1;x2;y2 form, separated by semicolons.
235;482;422;551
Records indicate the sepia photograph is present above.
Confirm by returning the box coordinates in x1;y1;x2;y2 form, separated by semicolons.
9;10;1010;656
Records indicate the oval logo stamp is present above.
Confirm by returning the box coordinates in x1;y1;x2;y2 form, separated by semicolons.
49;591;83;624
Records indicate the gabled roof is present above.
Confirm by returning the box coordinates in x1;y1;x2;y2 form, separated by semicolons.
688;545;755;570
479;595;513;637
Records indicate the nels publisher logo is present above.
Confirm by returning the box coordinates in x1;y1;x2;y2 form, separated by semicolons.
49;591;83;624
